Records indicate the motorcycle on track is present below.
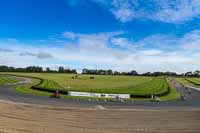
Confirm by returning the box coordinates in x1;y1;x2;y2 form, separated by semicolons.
50;90;61;99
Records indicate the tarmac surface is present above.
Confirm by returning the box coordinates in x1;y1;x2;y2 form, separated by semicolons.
0;100;199;133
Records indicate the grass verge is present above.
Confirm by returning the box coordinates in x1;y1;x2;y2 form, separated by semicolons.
159;79;181;101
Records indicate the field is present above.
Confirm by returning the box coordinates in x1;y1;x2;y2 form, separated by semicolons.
176;78;200;87
0;75;18;85
0;72;180;100
2;73;152;92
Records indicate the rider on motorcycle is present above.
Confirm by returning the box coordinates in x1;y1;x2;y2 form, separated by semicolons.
53;90;60;98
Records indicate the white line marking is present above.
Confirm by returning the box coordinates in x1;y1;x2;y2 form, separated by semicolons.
94;105;105;110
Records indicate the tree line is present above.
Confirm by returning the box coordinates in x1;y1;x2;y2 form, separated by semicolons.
82;69;138;76
82;69;200;77
0;65;77;74
183;70;200;77
1;65;200;77
82;69;178;76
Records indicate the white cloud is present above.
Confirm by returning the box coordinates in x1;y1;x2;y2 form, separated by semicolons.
112;7;134;22
93;0;200;23
1;30;200;73
141;49;162;56
0;48;13;52
19;52;53;59
180;30;200;50
153;0;200;23
111;37;137;48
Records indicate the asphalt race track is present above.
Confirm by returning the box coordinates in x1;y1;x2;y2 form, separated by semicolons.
0;78;200;133
0;78;200;109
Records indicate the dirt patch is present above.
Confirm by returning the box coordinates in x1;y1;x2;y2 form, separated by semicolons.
0;100;199;133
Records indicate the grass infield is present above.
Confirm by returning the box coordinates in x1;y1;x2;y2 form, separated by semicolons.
1;72;180;100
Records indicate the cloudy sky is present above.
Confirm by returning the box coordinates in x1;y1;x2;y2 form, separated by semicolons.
0;0;200;73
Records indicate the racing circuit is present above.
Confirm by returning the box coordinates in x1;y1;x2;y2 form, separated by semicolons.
0;77;200;108
0;76;200;133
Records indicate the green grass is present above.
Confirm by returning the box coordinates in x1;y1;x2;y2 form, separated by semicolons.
126;77;168;95
176;78;192;85
1;73;152;90
14;79;180;101
1;72;168;95
186;78;200;85
1;72;181;101
58;76;168;95
35;76;168;96
14;84;154;101
14;78;52;96
0;76;18;85
176;78;200;87
38;79;63;90
159;79;181;101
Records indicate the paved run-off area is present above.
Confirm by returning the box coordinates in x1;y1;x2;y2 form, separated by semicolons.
0;100;200;133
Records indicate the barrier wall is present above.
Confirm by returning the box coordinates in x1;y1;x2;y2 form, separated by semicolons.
68;91;130;98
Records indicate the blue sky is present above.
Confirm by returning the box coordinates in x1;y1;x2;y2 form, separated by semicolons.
1;0;200;73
